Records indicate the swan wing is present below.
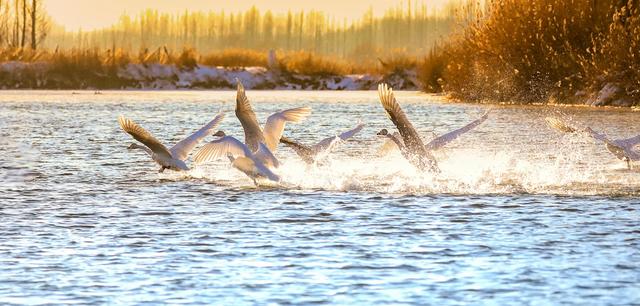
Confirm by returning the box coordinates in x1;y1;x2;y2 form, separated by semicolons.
604;140;629;161
280;136;315;163
193;135;252;165
118;116;172;159
616;134;640;149
426;110;489;150
235;79;264;151
584;127;609;143
310;123;363;154
170;112;225;161
338;123;365;141
545;117;578;133
263;106;312;152
377;83;427;153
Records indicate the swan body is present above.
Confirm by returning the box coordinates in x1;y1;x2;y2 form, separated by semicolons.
194;132;281;184
235;79;311;152
118;113;224;172
280;123;365;164
546;117;640;168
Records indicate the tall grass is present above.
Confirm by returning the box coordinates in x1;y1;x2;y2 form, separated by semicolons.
428;0;640;105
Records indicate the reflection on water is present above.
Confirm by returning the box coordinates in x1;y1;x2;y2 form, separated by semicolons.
1;90;639;304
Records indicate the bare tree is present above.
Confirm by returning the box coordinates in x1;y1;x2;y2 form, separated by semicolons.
0;0;4;46
13;0;19;46
23;0;47;50
30;0;35;49
20;0;26;47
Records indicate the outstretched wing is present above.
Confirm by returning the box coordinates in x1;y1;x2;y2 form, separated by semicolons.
338;122;365;141
170;112;225;161
118;116;172;159
378;83;426;154
583;127;609;143
545;117;578;133
426;110;489;150
311;123;365;154
280;136;315;164
193;135;253;165
604;140;628;161
263;106;312;152
235;79;265;151
617;135;640;149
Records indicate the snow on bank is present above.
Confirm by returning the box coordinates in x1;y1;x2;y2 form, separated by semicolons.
0;61;420;90
117;63;419;90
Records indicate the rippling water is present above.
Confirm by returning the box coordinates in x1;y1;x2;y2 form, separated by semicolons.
1;90;639;305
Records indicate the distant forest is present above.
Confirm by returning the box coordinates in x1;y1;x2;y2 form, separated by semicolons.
38;1;478;59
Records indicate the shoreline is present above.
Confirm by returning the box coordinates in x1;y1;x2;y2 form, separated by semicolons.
0;62;420;91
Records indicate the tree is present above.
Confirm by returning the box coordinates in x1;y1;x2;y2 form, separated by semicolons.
30;0;35;48
21;0;25;47
28;0;47;50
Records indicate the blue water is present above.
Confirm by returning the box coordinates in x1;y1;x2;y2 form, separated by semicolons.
1;90;639;305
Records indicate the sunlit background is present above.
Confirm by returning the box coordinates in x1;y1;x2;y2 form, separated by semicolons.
45;0;452;31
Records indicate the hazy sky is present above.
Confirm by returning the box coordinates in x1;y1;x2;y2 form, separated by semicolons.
46;0;448;31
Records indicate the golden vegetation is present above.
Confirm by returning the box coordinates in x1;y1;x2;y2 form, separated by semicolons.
429;0;640;105
0;46;430;88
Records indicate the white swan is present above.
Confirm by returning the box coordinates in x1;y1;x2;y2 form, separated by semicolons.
378;110;490;155
279;123;365;164
118;112;225;172
546;116;640;169
193;132;280;184
377;83;439;172
235;79;311;152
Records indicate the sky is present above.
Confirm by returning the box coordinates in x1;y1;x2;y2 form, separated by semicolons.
45;0;449;31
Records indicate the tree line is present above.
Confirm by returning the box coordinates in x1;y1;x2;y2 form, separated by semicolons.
0;0;48;50
43;1;472;59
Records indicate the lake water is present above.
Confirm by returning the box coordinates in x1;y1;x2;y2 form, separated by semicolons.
1;90;639;305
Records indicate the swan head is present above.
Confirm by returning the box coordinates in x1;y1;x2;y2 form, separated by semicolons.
213;130;226;137
376;129;389;136
226;153;235;162
127;143;141;150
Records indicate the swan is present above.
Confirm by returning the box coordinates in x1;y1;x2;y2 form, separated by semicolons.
193;131;280;184
279;123;365;164
546;116;640;169
377;83;439;172
235;79;311;152
378;110;490;155
118;112;225;172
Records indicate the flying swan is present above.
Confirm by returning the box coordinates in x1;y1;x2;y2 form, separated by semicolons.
376;83;442;172
279;123;365;164
546;116;640;169
193;131;281;184
235;79;311;153
118;112;225;172
377;110;490;155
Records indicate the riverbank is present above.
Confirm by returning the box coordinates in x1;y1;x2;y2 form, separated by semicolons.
0;48;421;90
0;62;419;90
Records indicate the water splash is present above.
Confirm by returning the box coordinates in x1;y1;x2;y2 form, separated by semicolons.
186;137;640;196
